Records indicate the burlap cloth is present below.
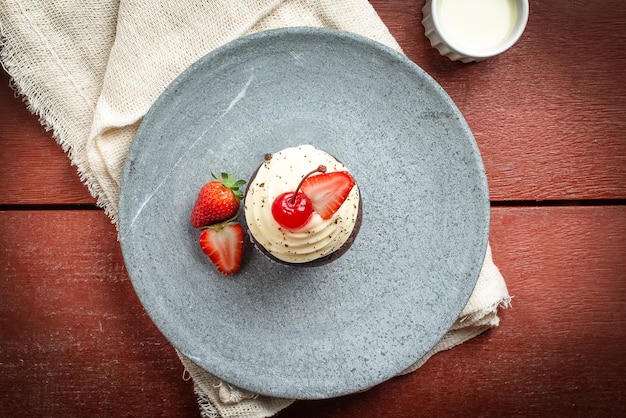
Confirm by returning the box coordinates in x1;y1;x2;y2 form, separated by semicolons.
0;1;511;417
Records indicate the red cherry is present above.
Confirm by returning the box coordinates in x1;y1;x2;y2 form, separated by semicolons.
271;191;313;230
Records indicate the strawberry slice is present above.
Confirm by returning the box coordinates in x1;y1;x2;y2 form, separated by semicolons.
300;171;355;220
199;221;244;275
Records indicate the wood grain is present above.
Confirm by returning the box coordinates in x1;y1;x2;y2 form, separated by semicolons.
0;72;96;206
2;206;624;417
1;0;625;205
0;210;199;417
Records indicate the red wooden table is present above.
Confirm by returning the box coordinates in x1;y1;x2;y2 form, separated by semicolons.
2;1;625;416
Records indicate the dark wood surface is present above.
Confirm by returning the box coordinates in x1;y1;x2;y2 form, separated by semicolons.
2;1;625;417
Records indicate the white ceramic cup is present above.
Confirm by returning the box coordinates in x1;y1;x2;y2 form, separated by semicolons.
422;0;529;63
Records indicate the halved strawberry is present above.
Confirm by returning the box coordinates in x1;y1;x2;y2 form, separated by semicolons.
300;171;355;220
199;221;244;275
191;173;246;228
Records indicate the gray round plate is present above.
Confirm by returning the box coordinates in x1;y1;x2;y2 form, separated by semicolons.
118;27;489;400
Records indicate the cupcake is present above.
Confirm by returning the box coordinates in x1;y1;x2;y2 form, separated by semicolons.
243;144;362;266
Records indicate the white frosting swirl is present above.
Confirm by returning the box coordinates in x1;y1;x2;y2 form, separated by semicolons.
244;145;360;264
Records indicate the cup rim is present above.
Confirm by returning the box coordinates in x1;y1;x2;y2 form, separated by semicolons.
430;0;529;60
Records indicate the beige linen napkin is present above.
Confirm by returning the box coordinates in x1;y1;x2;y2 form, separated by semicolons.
1;1;510;417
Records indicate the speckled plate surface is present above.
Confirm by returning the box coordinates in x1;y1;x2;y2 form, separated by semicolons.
118;27;489;400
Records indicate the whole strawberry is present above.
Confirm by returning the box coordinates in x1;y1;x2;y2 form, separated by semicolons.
190;173;246;228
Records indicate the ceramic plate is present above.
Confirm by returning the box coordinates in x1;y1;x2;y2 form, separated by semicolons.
118;27;489;399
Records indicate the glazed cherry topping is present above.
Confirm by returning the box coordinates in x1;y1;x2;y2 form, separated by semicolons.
271;165;327;230
271;191;313;230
